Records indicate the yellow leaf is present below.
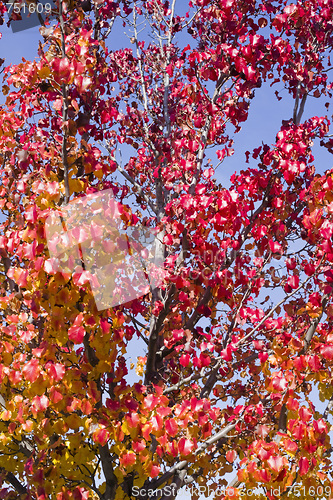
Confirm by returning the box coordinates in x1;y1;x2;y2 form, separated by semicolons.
66;414;81;430
38;66;51;79
121;420;130;436
69;177;85;193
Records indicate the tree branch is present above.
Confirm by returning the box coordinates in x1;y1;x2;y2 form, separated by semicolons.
142;421;238;497
99;443;118;500
300;291;331;354
0;468;27;495
59;0;70;204
101;141;158;215
323;394;333;421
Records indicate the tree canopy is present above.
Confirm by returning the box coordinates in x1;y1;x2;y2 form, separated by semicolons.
1;0;333;499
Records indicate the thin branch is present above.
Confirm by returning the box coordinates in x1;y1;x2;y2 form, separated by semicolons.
130;314;149;332
133;2;158;151
143;421;238;496
163;350;264;396
59;0;70;203
131;314;149;345
101;140;158;215
323;394;333;421
163;368;205;394
235;271;318;350
0;468;27;495
300;290;331;354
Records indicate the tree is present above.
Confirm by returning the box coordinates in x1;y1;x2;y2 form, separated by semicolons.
1;0;333;498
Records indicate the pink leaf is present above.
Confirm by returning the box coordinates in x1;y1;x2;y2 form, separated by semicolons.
165;418;178;437
46;362;65;382
320;345;333;360
267;456;284;472
178;438;194;456
68;325;85;344
22;359;40;383
68;313;85;344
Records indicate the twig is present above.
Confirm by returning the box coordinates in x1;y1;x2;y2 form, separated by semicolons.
0;468;27;495
59;0;70;203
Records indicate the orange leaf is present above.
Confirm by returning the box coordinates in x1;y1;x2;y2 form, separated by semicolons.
93;428;109;446
226;450;237;463
120;452;136;467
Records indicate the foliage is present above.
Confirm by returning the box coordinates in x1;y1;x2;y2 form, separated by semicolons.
0;0;333;499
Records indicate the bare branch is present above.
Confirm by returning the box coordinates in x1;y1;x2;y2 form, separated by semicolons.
133;2;158;148
323;394;333;421
0;468;27;495
300;291;331;354
100;140;158;215
59;0;70;203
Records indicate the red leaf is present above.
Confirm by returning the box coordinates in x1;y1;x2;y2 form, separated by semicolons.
73;488;90;500
260;469;271;483
298;456;309;476
31;395;49;413
150;465;160;478
126;413;140;428
283;438;298;454
313;419;327;434
179;353;190;367
151;414;163;431
287;275;299;290
68;313;85;344
165;418;178;437
49;387;63;404
93;428;109;446
226;450;237;462
178;437;194;456
68;325;85;344
144;394;159;411
52;57;73;83
46;362;65;382
320;344;333;360
299;406;312;422
132;439;146;452
119;452;136;467
81;400;93;415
